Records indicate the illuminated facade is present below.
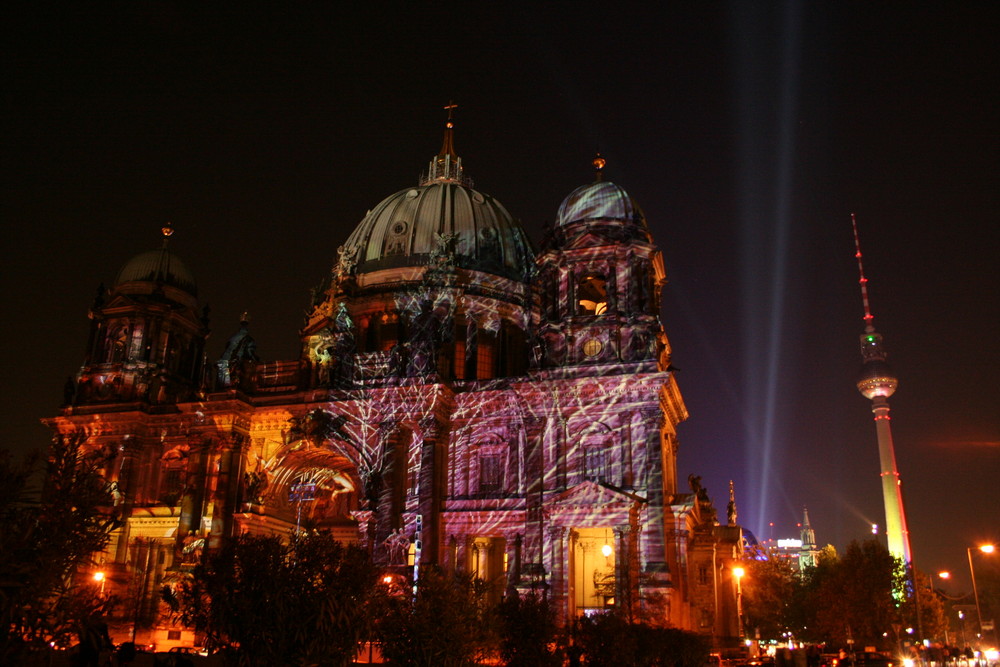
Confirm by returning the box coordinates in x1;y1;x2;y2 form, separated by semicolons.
46;118;734;641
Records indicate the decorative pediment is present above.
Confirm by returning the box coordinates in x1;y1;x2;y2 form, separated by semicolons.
551;480;642;509
564;230;615;250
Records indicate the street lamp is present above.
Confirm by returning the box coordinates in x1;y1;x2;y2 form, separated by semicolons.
733;566;745;640
93;571;106;596
968;544;996;643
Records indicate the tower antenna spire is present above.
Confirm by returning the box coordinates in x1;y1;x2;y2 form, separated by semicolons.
852;213;875;333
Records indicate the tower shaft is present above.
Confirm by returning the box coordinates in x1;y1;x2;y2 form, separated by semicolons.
871;396;911;563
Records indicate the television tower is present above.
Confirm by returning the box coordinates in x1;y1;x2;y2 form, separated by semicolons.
852;214;912;564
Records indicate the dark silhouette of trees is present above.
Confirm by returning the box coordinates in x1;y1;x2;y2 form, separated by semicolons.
573;611;709;667
377;568;495;667
742;553;800;640
495;590;560;667
0;432;118;663
735;540;947;649
166;532;384;666
799;539;946;649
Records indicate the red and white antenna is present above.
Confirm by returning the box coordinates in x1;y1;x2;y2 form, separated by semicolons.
852;213;875;333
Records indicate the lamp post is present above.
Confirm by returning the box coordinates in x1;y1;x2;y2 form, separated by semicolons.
733;566;745;640
968;544;995;643
93;571;106;596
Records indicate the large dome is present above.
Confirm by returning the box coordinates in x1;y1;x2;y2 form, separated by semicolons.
340;181;534;283
115;247;197;296
556;180;646;228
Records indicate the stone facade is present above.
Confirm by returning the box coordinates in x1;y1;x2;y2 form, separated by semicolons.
46;124;741;640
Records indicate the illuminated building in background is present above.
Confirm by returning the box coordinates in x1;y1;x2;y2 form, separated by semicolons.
758;508;820;574
46;112;735;640
852;215;912;564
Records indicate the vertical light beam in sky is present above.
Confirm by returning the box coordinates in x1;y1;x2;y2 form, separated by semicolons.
733;1;802;539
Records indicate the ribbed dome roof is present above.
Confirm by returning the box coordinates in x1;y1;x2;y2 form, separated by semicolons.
341;181;534;282
115;248;197;296
556;181;646;228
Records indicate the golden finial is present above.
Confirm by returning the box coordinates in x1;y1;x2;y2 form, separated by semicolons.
161;222;174;247
593;153;606;181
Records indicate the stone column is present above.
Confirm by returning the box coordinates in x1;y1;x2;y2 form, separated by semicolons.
418;415;444;565
177;437;208;542
454;534;469;574
209;437;242;551
547;526;569;625
507;534;522;590
113;436;140;564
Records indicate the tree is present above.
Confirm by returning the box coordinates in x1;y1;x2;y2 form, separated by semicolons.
0;433;118;663
377;568;496;667
573;611;709;667
804;539;906;648
901;569;948;644
495;590;559;667
741;554;800;640
167;532;384;667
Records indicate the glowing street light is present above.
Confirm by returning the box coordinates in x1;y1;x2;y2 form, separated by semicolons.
93;571;106;595
733;566;745;639
968;544;996;642
938;571;950;580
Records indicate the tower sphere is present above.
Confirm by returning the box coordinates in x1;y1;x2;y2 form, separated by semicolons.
857;359;898;399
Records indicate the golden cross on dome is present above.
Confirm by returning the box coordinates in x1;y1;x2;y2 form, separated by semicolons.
443;101;457;127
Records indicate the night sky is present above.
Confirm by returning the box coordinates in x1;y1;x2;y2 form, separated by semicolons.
3;4;997;592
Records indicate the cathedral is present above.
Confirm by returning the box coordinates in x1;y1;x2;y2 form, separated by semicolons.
46;114;743;647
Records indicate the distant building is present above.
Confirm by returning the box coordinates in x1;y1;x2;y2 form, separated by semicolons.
46;116;741;645
756;508;821;574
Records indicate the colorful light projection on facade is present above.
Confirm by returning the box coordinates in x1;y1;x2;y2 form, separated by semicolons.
47;114;742;641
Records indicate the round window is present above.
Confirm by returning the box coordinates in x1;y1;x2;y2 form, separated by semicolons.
583;338;603;357
391;221;408;235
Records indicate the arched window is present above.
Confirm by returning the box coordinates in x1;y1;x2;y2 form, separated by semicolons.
473;438;508;496
577;274;608;315
576;422;615;485
583;444;609;482
378;312;400;351
478;454;502;493
476;328;496;380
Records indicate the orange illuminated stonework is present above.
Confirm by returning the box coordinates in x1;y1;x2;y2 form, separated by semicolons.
46;122;740;646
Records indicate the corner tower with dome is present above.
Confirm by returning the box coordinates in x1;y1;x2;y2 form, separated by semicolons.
46;115;733;643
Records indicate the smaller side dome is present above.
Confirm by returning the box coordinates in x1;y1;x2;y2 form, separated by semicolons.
556;181;646;228
115;248;197;296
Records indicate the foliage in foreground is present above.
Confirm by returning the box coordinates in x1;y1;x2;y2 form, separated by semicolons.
496;590;560;667
167;532;384;667
376;567;496;667
0;435;118;663
741;552;799;641
573;610;710;667
738;539;948;648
